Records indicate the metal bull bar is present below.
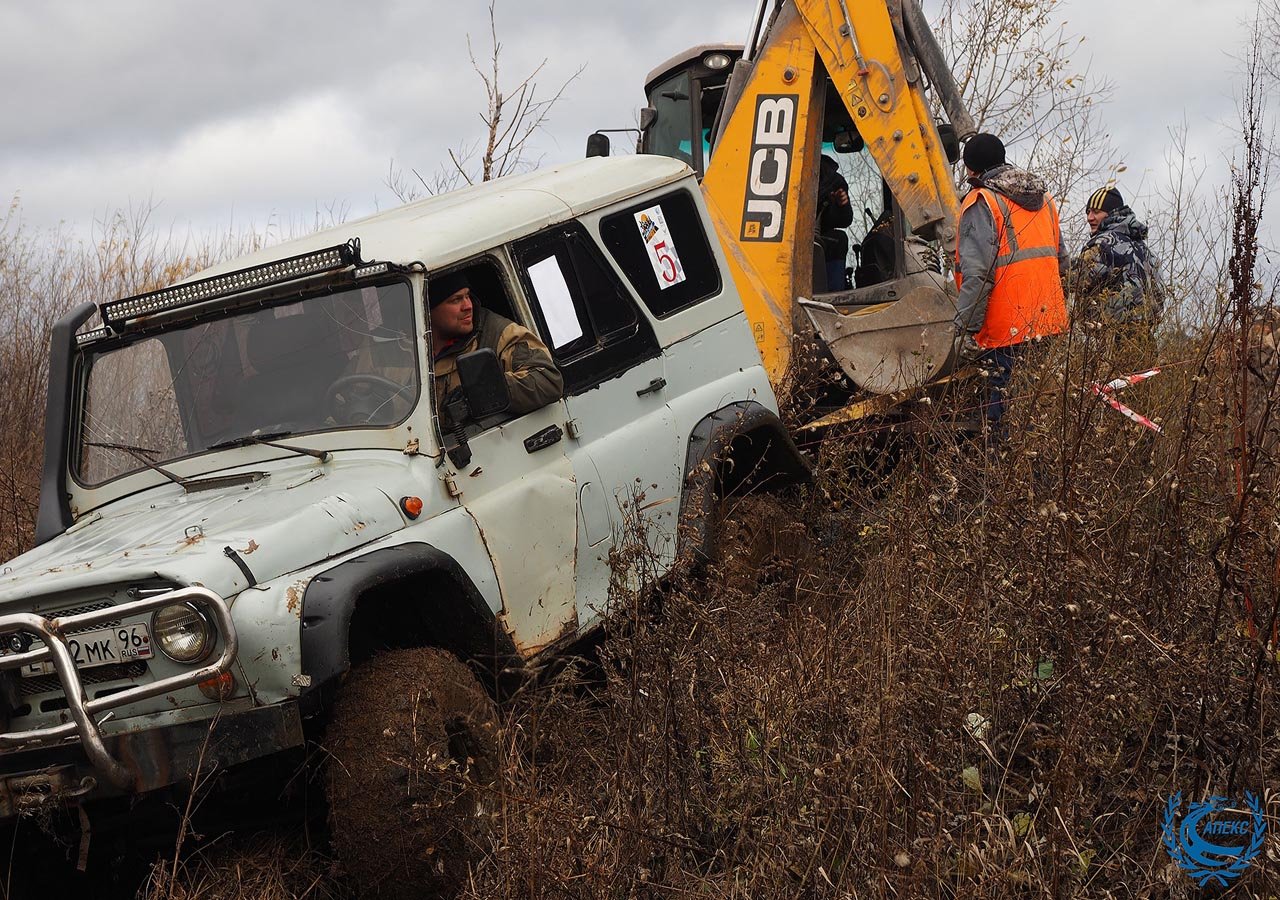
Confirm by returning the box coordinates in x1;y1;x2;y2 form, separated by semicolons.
0;586;237;789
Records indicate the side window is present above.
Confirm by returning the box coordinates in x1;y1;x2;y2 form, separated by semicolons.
644;71;696;168
514;225;659;396
598;190;722;319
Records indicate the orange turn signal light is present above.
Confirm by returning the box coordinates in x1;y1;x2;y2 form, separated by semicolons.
198;671;236;701
400;496;424;519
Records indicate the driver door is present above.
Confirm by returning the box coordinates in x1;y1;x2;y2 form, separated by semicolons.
437;258;580;655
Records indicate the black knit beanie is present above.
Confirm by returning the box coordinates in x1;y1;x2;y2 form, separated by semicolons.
1086;187;1124;214
962;133;1005;173
428;271;471;308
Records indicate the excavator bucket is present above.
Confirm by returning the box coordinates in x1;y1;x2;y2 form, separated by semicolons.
800;271;957;394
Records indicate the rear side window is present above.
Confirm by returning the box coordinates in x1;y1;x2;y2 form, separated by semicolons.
514;224;658;395
599;190;722;319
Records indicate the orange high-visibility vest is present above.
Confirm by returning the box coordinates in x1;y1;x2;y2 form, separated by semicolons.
954;187;1068;348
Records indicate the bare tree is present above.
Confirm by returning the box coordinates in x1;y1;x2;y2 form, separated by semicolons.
1263;0;1280;82
1256;0;1280;253
388;1;583;202
932;0;1118;203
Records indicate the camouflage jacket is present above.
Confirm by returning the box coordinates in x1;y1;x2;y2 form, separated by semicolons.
434;308;564;416
1072;207;1163;325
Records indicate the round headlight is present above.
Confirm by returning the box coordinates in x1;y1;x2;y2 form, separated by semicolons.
704;52;733;71
151;602;214;663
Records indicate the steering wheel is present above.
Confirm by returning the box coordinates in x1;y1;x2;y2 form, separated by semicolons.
324;374;409;426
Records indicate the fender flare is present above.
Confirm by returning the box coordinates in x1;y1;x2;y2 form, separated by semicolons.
676;401;810;563
299;542;520;712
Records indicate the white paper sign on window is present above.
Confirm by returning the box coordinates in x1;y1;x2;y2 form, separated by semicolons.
634;205;686;290
528;256;584;349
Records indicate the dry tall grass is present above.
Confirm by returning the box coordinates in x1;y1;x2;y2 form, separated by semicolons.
140;319;1279;898
440;323;1275;899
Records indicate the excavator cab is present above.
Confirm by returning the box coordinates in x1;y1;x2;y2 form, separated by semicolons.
640;44;743;175
640;45;951;385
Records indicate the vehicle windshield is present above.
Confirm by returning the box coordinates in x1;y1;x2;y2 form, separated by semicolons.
76;281;419;486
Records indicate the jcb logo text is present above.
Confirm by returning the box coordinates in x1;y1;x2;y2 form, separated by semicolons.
740;94;798;242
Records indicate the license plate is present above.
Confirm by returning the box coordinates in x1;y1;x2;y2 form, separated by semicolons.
19;624;153;677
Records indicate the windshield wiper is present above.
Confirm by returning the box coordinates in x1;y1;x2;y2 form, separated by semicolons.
207;431;330;462
84;441;192;489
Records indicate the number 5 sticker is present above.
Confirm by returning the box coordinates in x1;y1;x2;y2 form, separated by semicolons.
634;206;686;290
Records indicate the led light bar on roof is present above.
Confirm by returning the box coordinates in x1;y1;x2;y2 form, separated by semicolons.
101;241;357;329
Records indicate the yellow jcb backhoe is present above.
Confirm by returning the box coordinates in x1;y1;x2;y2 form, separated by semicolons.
597;0;977;406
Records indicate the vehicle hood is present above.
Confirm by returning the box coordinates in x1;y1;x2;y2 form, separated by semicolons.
0;462;408;605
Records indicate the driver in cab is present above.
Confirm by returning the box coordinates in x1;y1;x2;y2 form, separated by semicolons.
428;271;563;417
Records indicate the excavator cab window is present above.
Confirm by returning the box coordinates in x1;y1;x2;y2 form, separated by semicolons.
641;48;740;177
813;78;896;293
816;78;941;295
646;70;696;169
698;82;727;163
822;148;891;288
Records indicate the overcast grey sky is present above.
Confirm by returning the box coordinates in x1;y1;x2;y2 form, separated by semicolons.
0;0;1260;243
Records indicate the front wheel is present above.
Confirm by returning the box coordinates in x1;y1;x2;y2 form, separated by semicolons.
708;493;812;597
325;647;499;899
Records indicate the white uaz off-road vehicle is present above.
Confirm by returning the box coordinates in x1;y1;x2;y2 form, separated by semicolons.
0;156;805;893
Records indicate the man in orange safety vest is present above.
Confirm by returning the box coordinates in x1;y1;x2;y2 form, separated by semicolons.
953;133;1069;432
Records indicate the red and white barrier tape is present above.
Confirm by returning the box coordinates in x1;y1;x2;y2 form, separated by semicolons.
1090;368;1163;433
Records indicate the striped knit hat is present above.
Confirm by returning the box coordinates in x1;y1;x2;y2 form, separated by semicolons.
1086;187;1124;213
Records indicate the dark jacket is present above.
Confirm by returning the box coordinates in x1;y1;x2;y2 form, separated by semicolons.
1072;207;1163;325
434;307;563;415
855;210;895;288
818;156;853;262
954;164;1069;334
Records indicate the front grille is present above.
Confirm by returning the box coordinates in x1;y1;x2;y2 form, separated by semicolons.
3;599;151;718
18;661;148;697
4;600;122;654
34;600;120;634
41;600;112;619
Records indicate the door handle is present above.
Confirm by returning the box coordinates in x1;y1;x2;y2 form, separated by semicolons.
524;424;563;453
636;377;667;397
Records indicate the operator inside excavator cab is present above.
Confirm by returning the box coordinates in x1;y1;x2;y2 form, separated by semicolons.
820;90;951;297
817;90;899;295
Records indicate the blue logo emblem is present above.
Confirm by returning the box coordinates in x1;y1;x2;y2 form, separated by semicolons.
1162;792;1266;887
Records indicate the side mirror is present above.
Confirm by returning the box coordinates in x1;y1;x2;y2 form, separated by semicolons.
638;106;657;132
833;127;864;154
586;132;611;158
456;348;510;419
937;122;961;165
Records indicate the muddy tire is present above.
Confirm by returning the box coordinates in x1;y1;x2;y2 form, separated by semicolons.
709;493;812;596
325;647;499;899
